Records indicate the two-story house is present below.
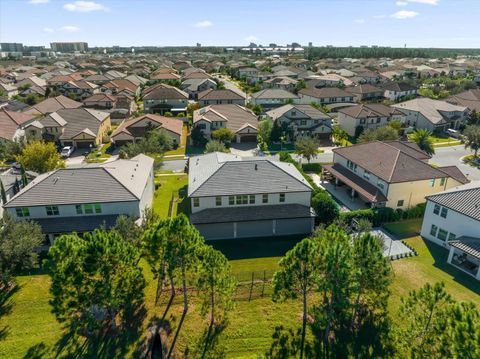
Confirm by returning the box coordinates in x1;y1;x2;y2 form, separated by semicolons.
323;141;469;209
298;87;356;105
198;89;246;106
3;154;155;244
142;83;189;115
181;78;217;100
381;82;418;101
188;152;315;240
250;89;299;110
337;104;406;137
420;182;480;280
193;104;259;143
23;95;82;116
265;104;332;140
345;84;384;101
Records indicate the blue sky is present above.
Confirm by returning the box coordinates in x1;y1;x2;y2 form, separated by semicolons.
1;0;479;48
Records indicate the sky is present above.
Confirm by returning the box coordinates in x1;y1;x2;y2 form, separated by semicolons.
0;0;479;48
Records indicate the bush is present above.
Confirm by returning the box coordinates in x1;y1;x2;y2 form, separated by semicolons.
311;191;340;224
339;209;376;226
302;163;322;173
278;152;319;190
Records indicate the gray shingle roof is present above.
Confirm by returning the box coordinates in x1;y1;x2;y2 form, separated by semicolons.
426;182;480;221
188;152;312;197
449;237;480;259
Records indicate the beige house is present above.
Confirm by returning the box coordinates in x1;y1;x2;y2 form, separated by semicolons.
323;141;469;210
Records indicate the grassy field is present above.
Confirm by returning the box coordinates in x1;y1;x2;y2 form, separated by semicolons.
383;218;423;238
1;234;479;358
152;174;188;218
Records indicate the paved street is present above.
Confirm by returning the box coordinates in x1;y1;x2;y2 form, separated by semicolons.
159;159;187;172
214;74;248;99
430;145;480;181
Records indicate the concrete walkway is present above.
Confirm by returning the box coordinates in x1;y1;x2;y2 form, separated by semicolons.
371;229;413;258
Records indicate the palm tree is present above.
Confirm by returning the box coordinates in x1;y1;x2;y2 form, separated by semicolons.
464;125;480;157
411;129;435;156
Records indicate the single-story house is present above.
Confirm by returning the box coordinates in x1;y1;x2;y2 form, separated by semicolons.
250;89;299;110
198;89;246;106
298;87;356;106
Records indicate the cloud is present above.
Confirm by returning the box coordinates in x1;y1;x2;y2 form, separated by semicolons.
391;10;419;19
63;1;108;12
407;0;439;4
396;1;408;5
28;0;49;4
43;27;54;33
244;35;258;43
354;18;365;24
193;20;213;28
61;25;80;32
373;14;386;19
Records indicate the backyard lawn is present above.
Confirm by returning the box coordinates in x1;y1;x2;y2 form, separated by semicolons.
383;218;423;238
152;174;188;218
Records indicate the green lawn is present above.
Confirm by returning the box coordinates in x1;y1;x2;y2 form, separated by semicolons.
85;143;113;163
383;218;423;238
152;174;188;218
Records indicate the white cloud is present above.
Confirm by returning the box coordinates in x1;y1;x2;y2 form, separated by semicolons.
193;20;213;28
373;14;386;19
61;25;80;32
354;18;365;24
407;0;439;4
63;1;108;12
28;0;49;4
396;1;408;6
244;35;258;43
43;27;54;33
391;10;419;19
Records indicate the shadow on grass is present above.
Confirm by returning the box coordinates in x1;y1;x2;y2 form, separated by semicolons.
424;239;480;296
22;342;47;359
0;283;20;342
187;322;227;359
210;235;305;260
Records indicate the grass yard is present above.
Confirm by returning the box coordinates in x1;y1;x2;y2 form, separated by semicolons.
152;174;188;218
383;218;423;238
85;143;113;163
164;125;188;159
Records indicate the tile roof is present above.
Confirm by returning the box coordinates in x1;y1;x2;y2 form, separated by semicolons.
198;89;245;101
142;83;188;100
392;98;467;125
299;87;353;99
193;104;258;133
266;104;332;121
112;114;183;138
447;89;480;112
251;89;299;100
381;82;417;92
338;103;404;119
23;95;82;115
0;109;34;141
426;182;480;221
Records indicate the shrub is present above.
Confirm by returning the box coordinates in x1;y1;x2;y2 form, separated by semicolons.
311;191;340;224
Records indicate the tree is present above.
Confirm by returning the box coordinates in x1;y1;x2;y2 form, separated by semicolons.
0;179;6;204
196;245;236;328
205;140;228;153
411;129;435;155
273;237;318;359
358;126;400;143
464;125;480;157
16;141;64;174
0;214;43;287
212;128;235;146
295;136;319;163
331;125;348;145
311;191;339;225
122;129;173;158
388;119;403;134
190;126;208;147
257;119;273;146
20;164;28;187
113;215;143;247
47;230;146;337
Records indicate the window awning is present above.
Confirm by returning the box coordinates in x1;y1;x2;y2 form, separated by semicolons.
323;164;388;203
450;236;480;260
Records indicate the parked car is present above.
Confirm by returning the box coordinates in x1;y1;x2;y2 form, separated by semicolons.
446;128;462;139
60;146;74;158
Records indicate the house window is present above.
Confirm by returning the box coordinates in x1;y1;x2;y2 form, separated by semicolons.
363;171;370;180
360;119;366;124
84;204;94;214
300;120;306;126
437;228;448;241
262;194;268;203
46;205;59;216
433;204;440;215
193;198;200;207
16;207;30;217
430;224;438;236
397;200;404;207
236;195;242;205
279;193;285;202
94;204;102;214
216;196;222;206
249;195;255;204
229;196;235;205
440;207;448;218
440;177;446;186
429;179;435;187
242;195;248;204
376;118;381;124
377;181;385;190
448;232;456;241
76;205;83;214
291;111;296;116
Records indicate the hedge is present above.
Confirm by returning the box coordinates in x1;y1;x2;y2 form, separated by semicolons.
340;203;426;227
279;152;320;191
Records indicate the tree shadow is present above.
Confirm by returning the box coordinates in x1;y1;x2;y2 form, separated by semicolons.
187;322;228;359
0;283;20;342
265;325;310;359
22;342;48;359
424;239;480;296
176;185;189;216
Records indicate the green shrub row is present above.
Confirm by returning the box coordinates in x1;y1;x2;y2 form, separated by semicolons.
278;152;320;191
340;203;426;227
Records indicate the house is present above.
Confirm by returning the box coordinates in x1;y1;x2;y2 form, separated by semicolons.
306;74;353;88
111;114;183;147
193;104;258;143
188;152;315;240
198;89;246;106
83;93;117;109
353;70;381;84
16;75;47;89
142;83;189;115
381;82;418;101
265;104;332;140
0;83;18;99
84;74;111;85
181;78;217;99
60;80;99;100
420;182;480;280
322;141;469;210
0;168;36;217
262;76;298;91
250;89;299;110
101;79;140;97
83;93;136;121
298;87;356;105
345;84;384;101
237;67;258;79
24;108;111;148
19;85;46;97
23;95;82;116
3;154;155;244
0;108;34;143
446;89;480;113
337;104;406;137
392;98;468;132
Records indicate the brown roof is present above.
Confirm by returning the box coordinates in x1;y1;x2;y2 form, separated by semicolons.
338;103;404;119
83;93;117;103
333;141;459;183
447;89;480;112
182;71;211;80
198;89;245;101
299;87;353;99
142;83;188;100
0;109;34;141
112;114;183;139
23;95;82;115
104;79;138;93
437;166;469;185
345;84;383;95
151;72;181;80
193;104;258;133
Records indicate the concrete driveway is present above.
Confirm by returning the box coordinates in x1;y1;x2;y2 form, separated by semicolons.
229;143;258;157
65;150;86;167
160;159;187;172
430;145;480;181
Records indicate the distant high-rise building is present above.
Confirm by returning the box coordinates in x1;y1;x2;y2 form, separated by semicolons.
269;43;277;48
50;42;88;52
0;43;24;52
248;42;257;48
196;43;201;47
291;42;301;48
23;45;45;52
308;42;313;47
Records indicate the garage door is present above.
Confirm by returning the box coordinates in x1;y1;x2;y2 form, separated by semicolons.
196;223;234;240
276;218;313;235
240;135;257;143
237;220;273;238
75;141;95;148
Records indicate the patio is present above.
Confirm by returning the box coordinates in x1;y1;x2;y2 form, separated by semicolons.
447;237;480;280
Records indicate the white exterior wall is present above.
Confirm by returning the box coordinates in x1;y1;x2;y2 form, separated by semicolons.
144;98;187;112
190;191;311;214
420;199;480;248
139;166;155;216
298;93;355;105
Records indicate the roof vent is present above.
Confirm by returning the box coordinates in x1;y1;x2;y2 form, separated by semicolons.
53;177;59;184
255;164;258;171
